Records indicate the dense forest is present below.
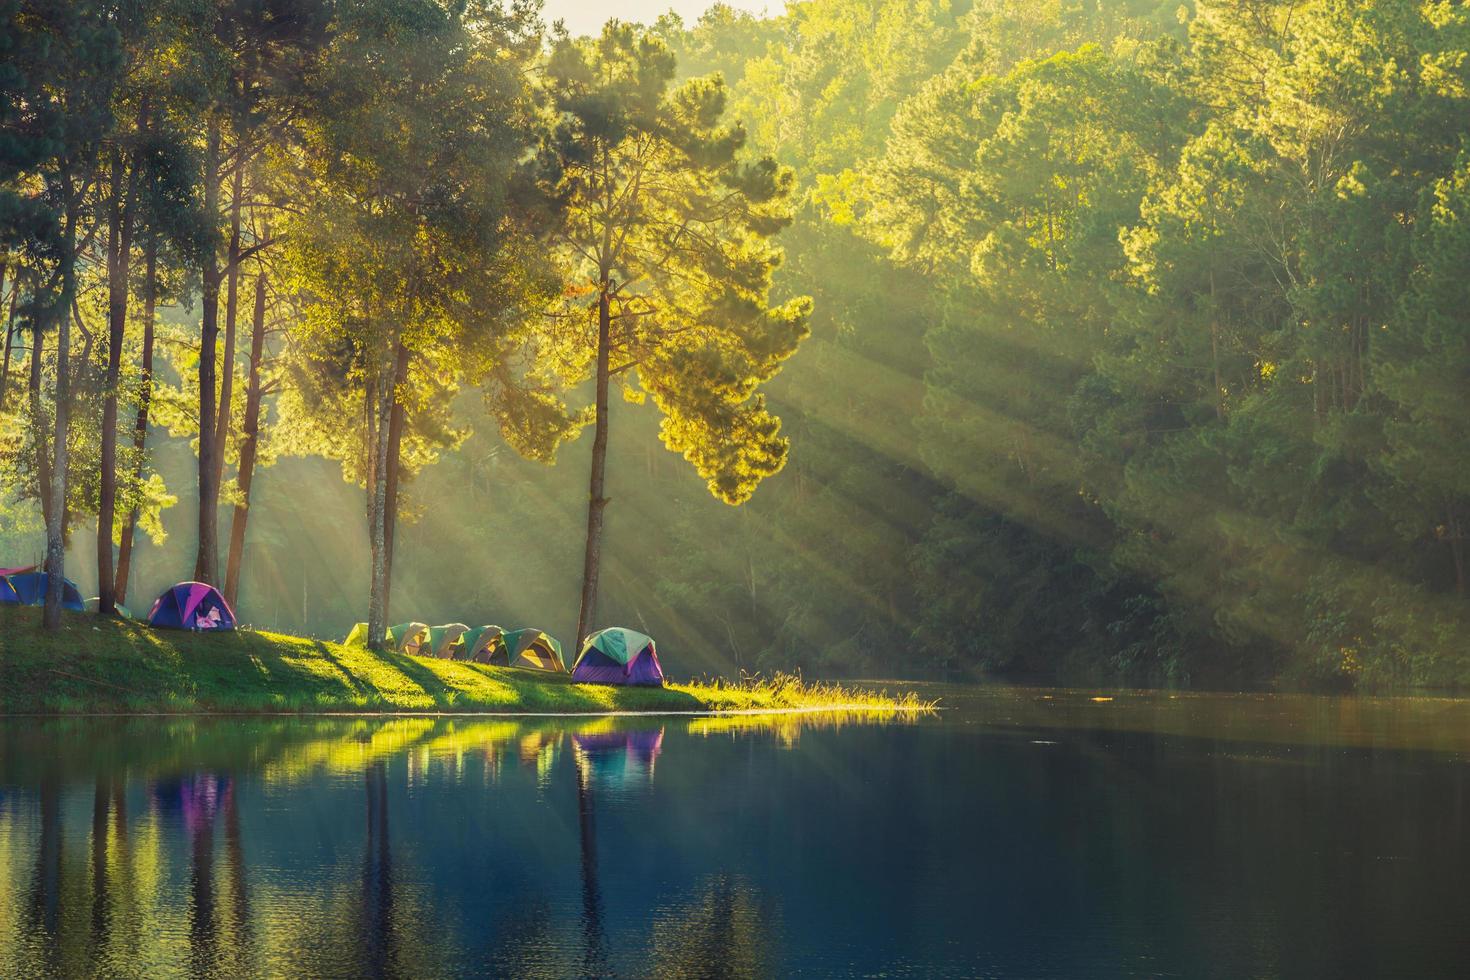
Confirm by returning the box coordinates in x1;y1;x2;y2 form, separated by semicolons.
4;0;1470;689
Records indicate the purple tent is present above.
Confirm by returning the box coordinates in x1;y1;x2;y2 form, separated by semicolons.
571;728;665;787
147;581;237;631
570;627;664;686
151;774;232;833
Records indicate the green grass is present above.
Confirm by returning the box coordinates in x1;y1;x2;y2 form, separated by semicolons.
0;607;929;716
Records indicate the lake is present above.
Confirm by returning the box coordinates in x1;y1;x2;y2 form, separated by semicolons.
2;685;1469;978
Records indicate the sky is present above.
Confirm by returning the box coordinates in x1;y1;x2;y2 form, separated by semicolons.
540;0;782;36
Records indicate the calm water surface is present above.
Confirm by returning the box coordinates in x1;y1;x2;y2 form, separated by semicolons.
2;685;1469;978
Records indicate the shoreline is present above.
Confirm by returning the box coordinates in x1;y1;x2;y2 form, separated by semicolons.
0;703;931;720
0;607;931;716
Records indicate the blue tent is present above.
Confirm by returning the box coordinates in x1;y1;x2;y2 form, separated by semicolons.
147;582;237;631
0;571;85;612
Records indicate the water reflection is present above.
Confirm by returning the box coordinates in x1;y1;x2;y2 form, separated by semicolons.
25;776;61;973
1;697;1468;977
0;715;821;978
573;727;664;789
362;761;394;978
574;730;607;979
688;709;879;746
649;875;777;979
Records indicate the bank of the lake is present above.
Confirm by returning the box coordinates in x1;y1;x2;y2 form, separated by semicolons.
0;607;922;715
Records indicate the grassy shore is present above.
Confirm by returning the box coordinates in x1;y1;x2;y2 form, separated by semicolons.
0;607;927;715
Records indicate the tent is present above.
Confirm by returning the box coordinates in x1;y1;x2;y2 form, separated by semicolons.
426;623;470;659
343;622;431;654
0;571;86;612
147;582;236;631
389;622;430;655
571;627;664;686
463;625;506;664
497;628;567;672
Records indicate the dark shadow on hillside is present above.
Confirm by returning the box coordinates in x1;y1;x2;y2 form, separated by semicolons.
313;641;379;698
174;631;349;706
374;649;456;704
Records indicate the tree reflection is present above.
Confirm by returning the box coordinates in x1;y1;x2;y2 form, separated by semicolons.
150;773;254;976
650;875;777;979
568;726;666;979
188;782;217;977
25;775;63;974
223;778;252;955
89;779;110;966
574;743;607;979
5;718;779;978
362;759;396;978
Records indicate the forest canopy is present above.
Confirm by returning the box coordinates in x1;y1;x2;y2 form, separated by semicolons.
4;0;1470;689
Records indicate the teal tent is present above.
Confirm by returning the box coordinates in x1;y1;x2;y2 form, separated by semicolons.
463;625;505;663
571;627;664;686
345;622;430;655
489;628;566;672
426;623;470;659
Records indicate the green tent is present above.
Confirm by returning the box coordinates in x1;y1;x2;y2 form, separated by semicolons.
465;626;565;671
345;622;430;655
500;628;567;673
463;625;506;663
390;622;430;655
426;623;470;659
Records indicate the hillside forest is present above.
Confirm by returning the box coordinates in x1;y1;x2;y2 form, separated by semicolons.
4;0;1470;688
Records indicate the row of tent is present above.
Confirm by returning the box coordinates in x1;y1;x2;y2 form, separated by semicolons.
345;622;665;687
1;566;238;631
1;562;663;686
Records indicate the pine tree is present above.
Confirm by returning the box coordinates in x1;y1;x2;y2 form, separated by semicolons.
541;22;811;647
281;0;547;648
1;0;124;628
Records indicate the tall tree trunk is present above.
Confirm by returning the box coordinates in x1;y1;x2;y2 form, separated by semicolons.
575;284;613;649
381;342;409;616
1453;538;1466;600
366;360;395;649
0;262;15;414
44;197;78;630
1209;268;1224;422
195;121;223;585
363;383;376;522
1450;503;1466;600
213;161;245;492
97;152;137;616
116;242;157;606
29;303;51;533
223;271;267;609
